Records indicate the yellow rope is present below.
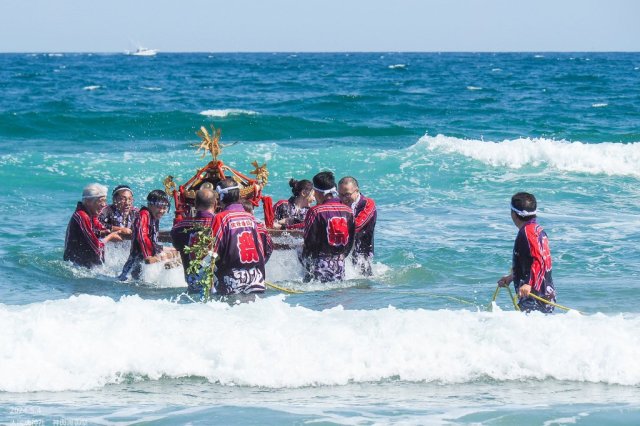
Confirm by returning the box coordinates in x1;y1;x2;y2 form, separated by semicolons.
422;292;477;306
393;290;477;307
270;279;580;312
265;281;304;294
527;292;582;314
506;285;521;311
491;283;581;313
490;285;520;311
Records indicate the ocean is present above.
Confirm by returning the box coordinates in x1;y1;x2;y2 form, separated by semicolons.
0;52;639;425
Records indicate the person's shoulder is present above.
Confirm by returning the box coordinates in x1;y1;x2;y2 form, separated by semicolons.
138;208;151;220
362;194;376;207
73;207;90;220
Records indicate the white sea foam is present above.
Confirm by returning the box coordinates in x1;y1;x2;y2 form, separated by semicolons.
388;64;406;69
0;295;639;392
143;86;162;91
466;86;482;91
417;134;640;177
199;109;258;118
591;103;608;108
100;242;186;288
83;85;101;91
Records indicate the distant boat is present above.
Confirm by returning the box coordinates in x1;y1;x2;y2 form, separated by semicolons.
125;47;157;56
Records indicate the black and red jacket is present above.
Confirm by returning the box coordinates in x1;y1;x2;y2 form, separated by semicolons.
302;198;355;260
211;203;269;295
351;194;377;257
512;219;555;300
64;202;107;267
129;207;162;259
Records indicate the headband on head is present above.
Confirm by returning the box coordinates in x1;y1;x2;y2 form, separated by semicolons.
216;184;241;201
511;205;537;217
82;184;107;200
313;185;338;197
112;185;133;198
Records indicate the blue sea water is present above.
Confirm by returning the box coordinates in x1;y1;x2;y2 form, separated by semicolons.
1;52;640;425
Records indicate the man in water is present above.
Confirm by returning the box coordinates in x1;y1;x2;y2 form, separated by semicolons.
242;199;273;263
301;171;355;282
210;178;269;295
99;184;139;236
171;189;218;293
64;183;122;268
497;192;556;313
119;190;170;280
338;176;377;276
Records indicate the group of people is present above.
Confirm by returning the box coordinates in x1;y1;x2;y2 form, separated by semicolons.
63;171;378;294
63;183;172;280
63;173;555;312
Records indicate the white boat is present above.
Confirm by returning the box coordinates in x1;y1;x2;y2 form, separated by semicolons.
125;47;157;56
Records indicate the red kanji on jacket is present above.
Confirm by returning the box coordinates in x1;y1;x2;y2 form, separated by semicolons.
237;230;260;263
327;216;349;246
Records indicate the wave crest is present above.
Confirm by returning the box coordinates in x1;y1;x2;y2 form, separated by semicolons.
1;295;639;392
419;134;640;177
199;109;258;118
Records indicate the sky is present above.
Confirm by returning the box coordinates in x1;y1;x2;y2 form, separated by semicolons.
1;0;639;52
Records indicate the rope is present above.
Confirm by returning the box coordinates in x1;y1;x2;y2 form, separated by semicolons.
422;292;477;306
506;285;521;311
527;292;582;313
491;283;581;313
489;285;520;311
265;281;304;294
393;290;478;307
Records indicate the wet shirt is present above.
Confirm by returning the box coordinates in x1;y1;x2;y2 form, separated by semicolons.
512;219;556;312
274;197;309;230
64;202;107;268
211;203;268;295
302;198;355;282
351;194;377;257
129;207;162;259
99;205;139;231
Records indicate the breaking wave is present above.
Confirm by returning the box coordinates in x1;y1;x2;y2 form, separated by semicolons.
418;134;640;177
1;295;639;392
199;109;259;118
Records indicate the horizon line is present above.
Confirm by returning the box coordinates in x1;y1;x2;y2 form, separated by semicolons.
2;50;640;54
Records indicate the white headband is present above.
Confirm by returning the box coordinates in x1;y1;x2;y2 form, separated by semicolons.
511;205;537;217
216;184;241;201
82;183;107;200
113;187;133;197
313;185;338;196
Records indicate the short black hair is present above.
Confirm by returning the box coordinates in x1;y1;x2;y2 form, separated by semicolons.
312;171;335;191
112;184;132;199
147;189;170;205
218;177;240;203
511;192;537;220
289;178;313;197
